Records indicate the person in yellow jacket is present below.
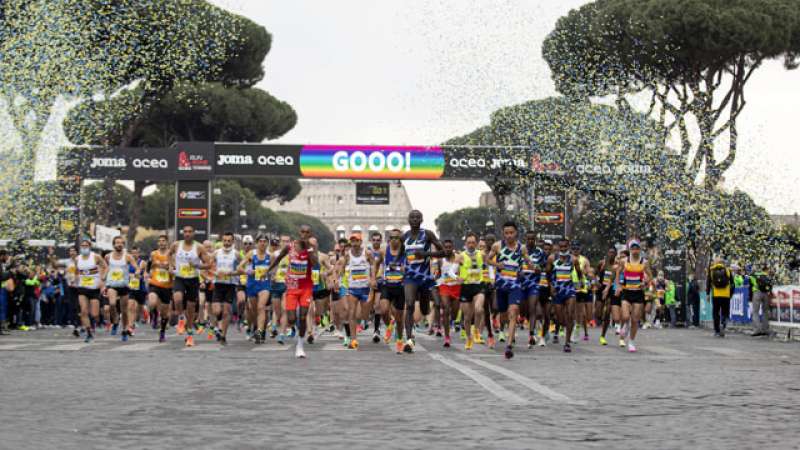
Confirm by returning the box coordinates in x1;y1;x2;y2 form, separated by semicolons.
706;257;734;338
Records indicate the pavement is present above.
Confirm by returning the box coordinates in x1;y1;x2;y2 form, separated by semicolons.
1;324;799;450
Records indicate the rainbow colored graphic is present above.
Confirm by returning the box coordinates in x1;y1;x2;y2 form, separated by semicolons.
300;145;444;179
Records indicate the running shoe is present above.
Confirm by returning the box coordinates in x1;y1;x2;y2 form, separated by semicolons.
403;339;414;353
443;336;451;348
599;336;608;346
111;323;118;336
343;336;350;348
372;331;380;344
384;323;393;344
356;324;364;335
176;319;186;335
487;336;496;349
270;326;278;338
215;329;222;342
72;329;80;338
498;331;507;343
627;342;637;353
435;327;443;337
460;329;467;340
582;335;589;342
474;334;485;345
618;337;626;347
614;324;621;335
220;336;227;346
207;328;215;340
321;314;330;329
159;330;166;343
465;338;473;351
528;335;535;349
196;324;205;335
349;339;359;350
395;340;404;354
552;335;559;344
288;327;297;338
563;343;572;353
295;345;307;359
538;336;546;347
277;334;285;345
334;329;344;340
254;332;262;345
121;330;128;342
544;332;551;344
84;334;93;343
307;333;315;344
570;334;578;344
504;345;514;360
185;335;194;347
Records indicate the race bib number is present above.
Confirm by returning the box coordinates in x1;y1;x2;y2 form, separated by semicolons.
110;270;124;282
312;270;320;284
80;276;95;288
240;274;248;284
255;266;268;281
179;264;196;278
155;270;170;283
128;278;140;290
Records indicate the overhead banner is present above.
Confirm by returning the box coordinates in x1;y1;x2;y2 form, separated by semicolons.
175;180;211;241
73;144;214;181
300;145;444;179
214;143;301;177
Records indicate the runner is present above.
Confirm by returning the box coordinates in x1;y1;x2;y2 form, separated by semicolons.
400;210;445;353
147;235;173;343
198;240;216;335
336;232;377;349
597;247;618;346
571;242;592;342
477;234;496;348
105;236;139;342
74;240;108;343
265;225;319;358
367;231;386;344
458;232;484;350
654;271;667;328
536;239;552;347
521;231;546;348
486;221;529;359
128;246;148;330
212;232;242;345
169;226;212;348
547;238;581;352
269;234;290;342
236;235;254;335
329;239;349;339
615;239;652;352
436;239;462;348
374;228;406;353
239;234;271;344
65;247;81;337
308;247;334;344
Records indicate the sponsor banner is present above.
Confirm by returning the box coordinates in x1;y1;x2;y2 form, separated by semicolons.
173;142;213;179
175;180;210;241
300;145;444;180
442;146;532;180
95;225;120;251
770;285;800;324
356;182;390;205
729;287;750;323
82;147;175;181
214;144;302;177
534;212;563;225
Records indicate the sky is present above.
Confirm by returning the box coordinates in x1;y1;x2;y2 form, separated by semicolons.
210;0;800;223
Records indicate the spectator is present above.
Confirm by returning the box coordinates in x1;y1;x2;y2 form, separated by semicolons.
750;264;773;337
22;266;41;329
665;278;677;328
707;257;734;338
687;275;700;327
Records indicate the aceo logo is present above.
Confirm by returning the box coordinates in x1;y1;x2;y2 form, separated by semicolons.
132;158;168;169
90;157;126;169
300;145;444;179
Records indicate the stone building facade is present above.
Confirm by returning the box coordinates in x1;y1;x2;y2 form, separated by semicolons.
262;179;414;240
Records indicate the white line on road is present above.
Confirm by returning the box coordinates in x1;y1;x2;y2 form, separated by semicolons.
40;343;91;351
0;343;33;350
251;345;290;351
182;345;220;352
698;346;744;357
429;353;528;406
111;343;162;352
646;346;689;357
455;354;583;405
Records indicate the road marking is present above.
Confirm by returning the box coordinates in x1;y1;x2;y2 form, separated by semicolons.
251;346;289;351
40;343;91;351
321;344;348;351
646;346;689;357
429;353;527;405
182;345;220;352
455;354;582;405
699;346;744;357
111;343;162;352
0;343;32;350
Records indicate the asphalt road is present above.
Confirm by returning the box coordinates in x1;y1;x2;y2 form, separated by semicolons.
1;324;798;450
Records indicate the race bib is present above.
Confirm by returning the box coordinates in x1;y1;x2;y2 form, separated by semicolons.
128;278;140;290
312;270;320;284
179;264;196;278
255;266;268;281
239;274;248;284
155;270;170;283
110;270;124;282
80;276;95;288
